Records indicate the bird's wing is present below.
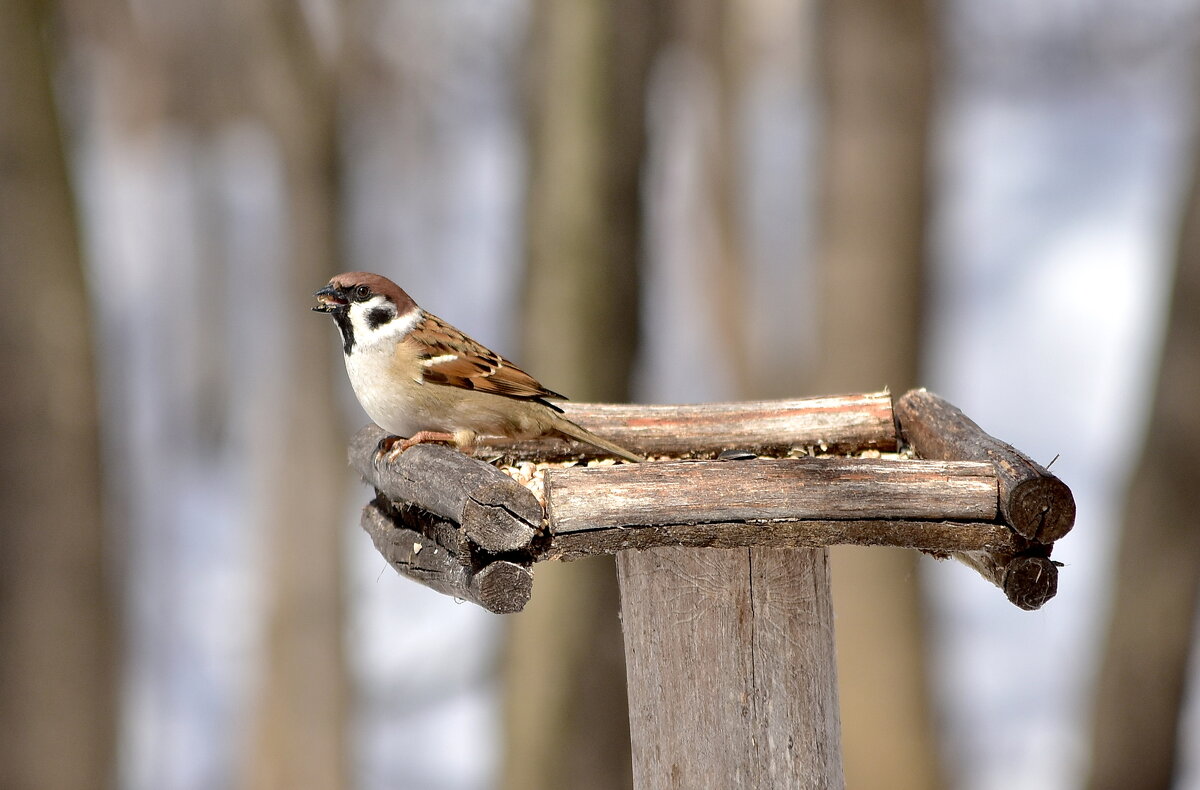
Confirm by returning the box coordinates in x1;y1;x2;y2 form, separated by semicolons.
405;311;567;402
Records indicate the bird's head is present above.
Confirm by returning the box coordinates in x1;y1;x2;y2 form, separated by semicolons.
313;272;418;355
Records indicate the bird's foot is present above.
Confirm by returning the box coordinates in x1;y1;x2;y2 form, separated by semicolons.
373;435;403;467
398;431;459;454
375;431;459;466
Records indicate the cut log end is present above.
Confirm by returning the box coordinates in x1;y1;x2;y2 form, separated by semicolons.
895;389;1076;545
1006;476;1077;543
470;561;533;614
1002;555;1059;610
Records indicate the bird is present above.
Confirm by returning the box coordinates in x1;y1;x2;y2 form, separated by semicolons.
313;272;643;463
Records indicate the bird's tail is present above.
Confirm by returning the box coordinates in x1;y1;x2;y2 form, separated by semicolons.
551;416;644;463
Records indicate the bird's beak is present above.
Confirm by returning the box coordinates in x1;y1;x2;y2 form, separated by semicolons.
312;284;347;313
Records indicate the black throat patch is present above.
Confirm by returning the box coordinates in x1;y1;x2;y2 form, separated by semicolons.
332;309;355;355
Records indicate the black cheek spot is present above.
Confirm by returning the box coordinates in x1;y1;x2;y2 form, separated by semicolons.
366;307;393;331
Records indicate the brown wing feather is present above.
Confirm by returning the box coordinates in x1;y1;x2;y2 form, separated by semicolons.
405;311;567;401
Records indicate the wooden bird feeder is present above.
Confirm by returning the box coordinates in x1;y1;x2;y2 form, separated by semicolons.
349;389;1075;788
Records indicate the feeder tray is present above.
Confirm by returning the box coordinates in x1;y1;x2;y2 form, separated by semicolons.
349;389;1075;614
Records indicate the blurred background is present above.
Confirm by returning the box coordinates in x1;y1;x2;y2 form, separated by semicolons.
3;0;1199;789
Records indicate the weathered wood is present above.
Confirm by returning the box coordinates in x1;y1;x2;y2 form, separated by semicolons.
954;550;1058;611
618;546;844;788
546;457;998;533
360;500;532;614
346;389;1072;612
546;519;1017;561
351;425;541;553
469;561;535;615
350;438;1058;609
360;500;471;599
476;391;897;459
895;389;1075;543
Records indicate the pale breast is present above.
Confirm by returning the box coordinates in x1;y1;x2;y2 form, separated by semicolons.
343;339;429;437
342;338;553;440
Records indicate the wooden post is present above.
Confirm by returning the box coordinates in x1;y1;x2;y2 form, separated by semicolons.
618;546;844;789
345;389;1075;788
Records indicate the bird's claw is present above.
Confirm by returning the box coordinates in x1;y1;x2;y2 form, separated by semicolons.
373;432;458;467
373;435;406;467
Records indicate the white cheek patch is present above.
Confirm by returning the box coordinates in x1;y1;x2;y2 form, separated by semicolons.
350;300;421;349
389;307;421;336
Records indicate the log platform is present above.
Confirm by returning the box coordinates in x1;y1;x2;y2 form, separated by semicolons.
348;389;1073;614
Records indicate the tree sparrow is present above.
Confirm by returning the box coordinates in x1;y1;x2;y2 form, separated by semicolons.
313;272;643;463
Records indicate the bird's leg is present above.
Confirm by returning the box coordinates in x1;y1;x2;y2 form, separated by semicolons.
375;430;476;465
377;430;455;463
399;430;458;451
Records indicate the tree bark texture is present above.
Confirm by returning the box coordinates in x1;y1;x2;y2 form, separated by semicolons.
349;434;542;554
354;440;1056;612
360;499;533;615
547;457;997;531
482;392;898;460
350;390;1068;612
896;389;1075;543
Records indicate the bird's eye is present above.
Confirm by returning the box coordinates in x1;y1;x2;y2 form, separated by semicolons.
353;285;371;301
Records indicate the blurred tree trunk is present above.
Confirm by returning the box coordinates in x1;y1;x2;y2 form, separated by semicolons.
669;0;753;395
812;1;944;789
502;3;659;789
1083;124;1200;790
0;2;119;788
520;0;654;397
239;3;349;789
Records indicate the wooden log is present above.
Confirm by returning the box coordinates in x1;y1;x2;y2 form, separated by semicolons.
954;550;1058;611
360;499;532;614
350;425;542;553
895;389;1075;543
346;390;1070;611
618;546;844;788
546;519;1017;561
476;391;898;459
545;457;998;533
